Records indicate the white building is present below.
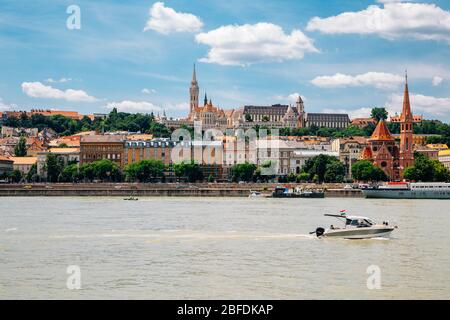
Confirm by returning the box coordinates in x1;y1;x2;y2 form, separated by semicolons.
290;150;339;175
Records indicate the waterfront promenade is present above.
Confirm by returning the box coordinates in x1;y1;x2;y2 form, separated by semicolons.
0;183;362;197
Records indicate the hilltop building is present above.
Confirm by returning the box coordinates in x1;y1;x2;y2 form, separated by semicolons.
157;64;350;131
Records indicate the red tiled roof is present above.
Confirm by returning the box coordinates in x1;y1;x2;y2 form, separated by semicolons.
369;120;394;141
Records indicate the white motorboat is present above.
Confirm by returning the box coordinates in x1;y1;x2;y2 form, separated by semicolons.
249;190;263;198
313;213;397;239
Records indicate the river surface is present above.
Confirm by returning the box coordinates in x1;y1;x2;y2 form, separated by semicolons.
0;197;449;299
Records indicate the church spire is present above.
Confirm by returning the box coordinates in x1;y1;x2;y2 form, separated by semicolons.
204;93;208;106
400;70;413;122
189;63;200;114
399;69;415;176
192;63;197;84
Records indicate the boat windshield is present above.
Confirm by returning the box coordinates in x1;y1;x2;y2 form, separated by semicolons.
346;219;373;227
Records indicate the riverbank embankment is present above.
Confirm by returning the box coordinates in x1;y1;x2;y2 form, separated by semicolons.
0;183;363;197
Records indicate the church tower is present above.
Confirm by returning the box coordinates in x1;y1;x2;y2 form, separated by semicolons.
296;95;305;128
189;64;199;115
399;72;415;175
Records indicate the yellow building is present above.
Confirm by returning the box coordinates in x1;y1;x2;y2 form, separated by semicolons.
10;157;38;174
427;144;449;151
438;149;450;170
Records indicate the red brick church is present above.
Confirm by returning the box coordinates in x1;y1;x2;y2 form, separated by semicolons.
362;74;415;180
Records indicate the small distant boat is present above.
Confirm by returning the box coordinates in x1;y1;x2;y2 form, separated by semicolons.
249;190;263;198
123;196;139;201
270;186;325;198
312;213;397;239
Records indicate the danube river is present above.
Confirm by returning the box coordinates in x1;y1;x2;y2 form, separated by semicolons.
0;197;449;299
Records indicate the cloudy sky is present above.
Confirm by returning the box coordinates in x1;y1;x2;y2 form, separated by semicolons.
1;0;450;121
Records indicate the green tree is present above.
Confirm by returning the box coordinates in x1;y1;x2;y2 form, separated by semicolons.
14;136;27;156
352;160;388;182
125;159;165;182
9;170;22;183
324;162;346;183
60;164;80;182
80;163;95;181
230;162;257;182
46;153;65;182
371;107;389;122
404;152;450;182
302;154;340;184
173;161;203;182
297;172;310;182
91;159;122;182
245;114;253;122
26;163;38;182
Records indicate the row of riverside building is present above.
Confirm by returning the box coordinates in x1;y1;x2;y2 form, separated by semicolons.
1;67;450;181
1;130;449;182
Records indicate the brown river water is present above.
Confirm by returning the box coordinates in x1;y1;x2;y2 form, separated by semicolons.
0;197;449;299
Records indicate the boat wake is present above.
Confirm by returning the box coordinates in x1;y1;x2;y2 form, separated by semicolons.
49;230;315;242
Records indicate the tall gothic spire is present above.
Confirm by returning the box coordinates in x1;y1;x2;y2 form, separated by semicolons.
192;63;197;84
400;70;413;122
189;63;200;113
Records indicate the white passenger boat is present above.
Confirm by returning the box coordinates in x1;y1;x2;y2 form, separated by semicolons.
313;213;397;239
362;182;450;199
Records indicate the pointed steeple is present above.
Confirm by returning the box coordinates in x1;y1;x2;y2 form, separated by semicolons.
204;93;208;106
189;63;199;112
369;120;394;141
192;63;197;84
400;70;413;122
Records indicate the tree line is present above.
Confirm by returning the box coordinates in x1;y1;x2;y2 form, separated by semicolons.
2;108;172;137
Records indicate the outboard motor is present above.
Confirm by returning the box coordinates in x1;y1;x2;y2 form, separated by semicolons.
316;227;325;237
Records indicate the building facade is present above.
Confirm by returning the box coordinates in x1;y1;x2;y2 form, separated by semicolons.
158;64;350;131
304;113;350;129
438;149;450;170
361;120;400;180
10;157;37;174
80;135;124;168
37;148;80;178
332;137;367;179
124;139;175;167
0;156;13;177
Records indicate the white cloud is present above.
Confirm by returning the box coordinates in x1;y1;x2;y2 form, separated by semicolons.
46;78;72;83
432;76;444;86
0;97;15;111
386;93;450;118
165;102;190;111
143;2;203;34
311;72;404;89
322;107;373;120
377;0;404;3
106;100;162;113
274;93;305;103
142;88;157;94
195;23;319;66
21;82;97;102
306;2;450;43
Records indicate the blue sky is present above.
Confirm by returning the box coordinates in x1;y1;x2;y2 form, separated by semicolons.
1;0;450;121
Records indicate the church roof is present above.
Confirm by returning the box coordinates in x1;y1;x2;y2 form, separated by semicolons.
369;120;395;141
361;146;373;160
